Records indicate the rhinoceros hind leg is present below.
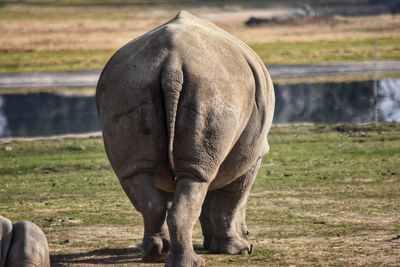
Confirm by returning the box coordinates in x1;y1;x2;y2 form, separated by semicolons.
208;158;261;254
120;173;170;262
235;203;250;241
199;191;215;250
166;178;208;267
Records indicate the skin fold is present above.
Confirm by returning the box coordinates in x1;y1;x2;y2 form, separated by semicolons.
0;216;50;267
97;10;275;267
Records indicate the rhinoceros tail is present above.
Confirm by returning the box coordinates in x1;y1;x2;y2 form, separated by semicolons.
161;57;184;178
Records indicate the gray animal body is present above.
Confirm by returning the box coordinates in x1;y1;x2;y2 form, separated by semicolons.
96;10;275;266
0;216;50;267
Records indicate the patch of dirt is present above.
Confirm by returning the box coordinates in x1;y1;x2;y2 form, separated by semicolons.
257;234;400;266
335;123;399;134
69;225;142;242
250;191;399;225
296;210;400;225
35;207;74;214
335;124;377;133
49;225;143;254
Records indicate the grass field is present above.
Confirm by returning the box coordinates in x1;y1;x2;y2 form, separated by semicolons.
0;37;399;73
0;2;399;73
1;123;399;266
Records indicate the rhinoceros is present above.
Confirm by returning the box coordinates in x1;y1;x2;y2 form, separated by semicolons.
96;10;275;267
0;216;50;267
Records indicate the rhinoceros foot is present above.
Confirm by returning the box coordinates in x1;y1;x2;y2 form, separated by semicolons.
142;234;170;262
209;236;250;255
165;250;205;267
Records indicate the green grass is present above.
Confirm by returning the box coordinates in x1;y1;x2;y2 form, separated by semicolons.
0;50;112;73
1;123;399;266
251;37;400;65
1;37;399;73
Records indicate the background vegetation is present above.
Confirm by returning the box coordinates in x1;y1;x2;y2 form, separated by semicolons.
0;0;399;72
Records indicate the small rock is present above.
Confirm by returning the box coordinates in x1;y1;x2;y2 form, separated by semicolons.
5;146;12;151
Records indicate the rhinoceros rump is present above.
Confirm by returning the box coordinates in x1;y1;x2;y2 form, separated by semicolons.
96;10;275;267
0;216;50;267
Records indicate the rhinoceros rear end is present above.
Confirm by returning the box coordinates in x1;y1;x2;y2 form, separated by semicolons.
0;216;50;267
96;10;274;266
0;216;12;267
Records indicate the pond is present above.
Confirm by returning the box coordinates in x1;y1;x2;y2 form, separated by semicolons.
0;79;399;138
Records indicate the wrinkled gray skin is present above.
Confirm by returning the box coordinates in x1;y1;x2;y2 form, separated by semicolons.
0;216;50;267
96;10;275;267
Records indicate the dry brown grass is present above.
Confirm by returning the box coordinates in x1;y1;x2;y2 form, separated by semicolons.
0;18;166;52
1;4;399;72
1;4;399;52
219;14;400;44
257;235;400;266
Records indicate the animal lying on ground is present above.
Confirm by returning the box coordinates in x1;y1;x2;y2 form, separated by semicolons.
0;215;50;267
96;10;275;267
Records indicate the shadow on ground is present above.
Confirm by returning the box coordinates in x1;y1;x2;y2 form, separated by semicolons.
51;245;208;266
50;247;144;265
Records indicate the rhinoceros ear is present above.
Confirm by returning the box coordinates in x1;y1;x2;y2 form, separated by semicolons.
0;216;13;267
5;221;50;267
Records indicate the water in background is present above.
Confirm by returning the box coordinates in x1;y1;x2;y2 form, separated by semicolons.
0;79;399;138
274;79;400;124
0;93;98;137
